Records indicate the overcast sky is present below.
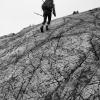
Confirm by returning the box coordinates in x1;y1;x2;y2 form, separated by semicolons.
0;0;100;36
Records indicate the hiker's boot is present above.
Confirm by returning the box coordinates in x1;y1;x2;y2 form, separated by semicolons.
40;25;44;33
46;25;49;31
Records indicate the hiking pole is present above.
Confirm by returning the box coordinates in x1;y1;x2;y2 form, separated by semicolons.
34;12;43;17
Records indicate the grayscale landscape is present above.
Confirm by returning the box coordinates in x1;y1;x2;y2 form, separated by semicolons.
0;8;100;100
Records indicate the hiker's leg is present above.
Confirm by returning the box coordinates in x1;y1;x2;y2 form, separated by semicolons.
42;12;47;25
41;12;48;32
46;12;52;30
47;12;52;25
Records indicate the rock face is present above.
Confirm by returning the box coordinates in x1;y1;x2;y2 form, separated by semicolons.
0;8;100;100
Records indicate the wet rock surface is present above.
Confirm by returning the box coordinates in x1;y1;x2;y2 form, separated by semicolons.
0;8;100;100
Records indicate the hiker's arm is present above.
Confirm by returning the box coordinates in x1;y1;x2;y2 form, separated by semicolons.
53;4;56;17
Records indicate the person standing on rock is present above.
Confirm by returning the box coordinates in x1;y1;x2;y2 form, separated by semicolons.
40;0;56;32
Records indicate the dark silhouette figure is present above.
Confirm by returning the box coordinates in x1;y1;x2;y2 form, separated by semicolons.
73;11;79;15
40;0;56;32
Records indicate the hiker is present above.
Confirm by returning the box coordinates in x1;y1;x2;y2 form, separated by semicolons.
73;11;79;15
40;0;56;32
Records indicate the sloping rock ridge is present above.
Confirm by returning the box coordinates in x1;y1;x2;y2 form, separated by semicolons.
0;8;100;100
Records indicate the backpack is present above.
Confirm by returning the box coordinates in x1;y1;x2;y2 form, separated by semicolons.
42;0;54;11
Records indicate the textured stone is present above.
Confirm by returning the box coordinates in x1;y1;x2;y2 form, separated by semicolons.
0;8;100;100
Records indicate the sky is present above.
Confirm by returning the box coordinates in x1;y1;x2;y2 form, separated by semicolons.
0;0;100;36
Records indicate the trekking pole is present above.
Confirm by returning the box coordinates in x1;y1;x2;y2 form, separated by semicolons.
34;12;43;17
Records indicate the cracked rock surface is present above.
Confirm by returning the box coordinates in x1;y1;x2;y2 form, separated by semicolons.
0;8;100;100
